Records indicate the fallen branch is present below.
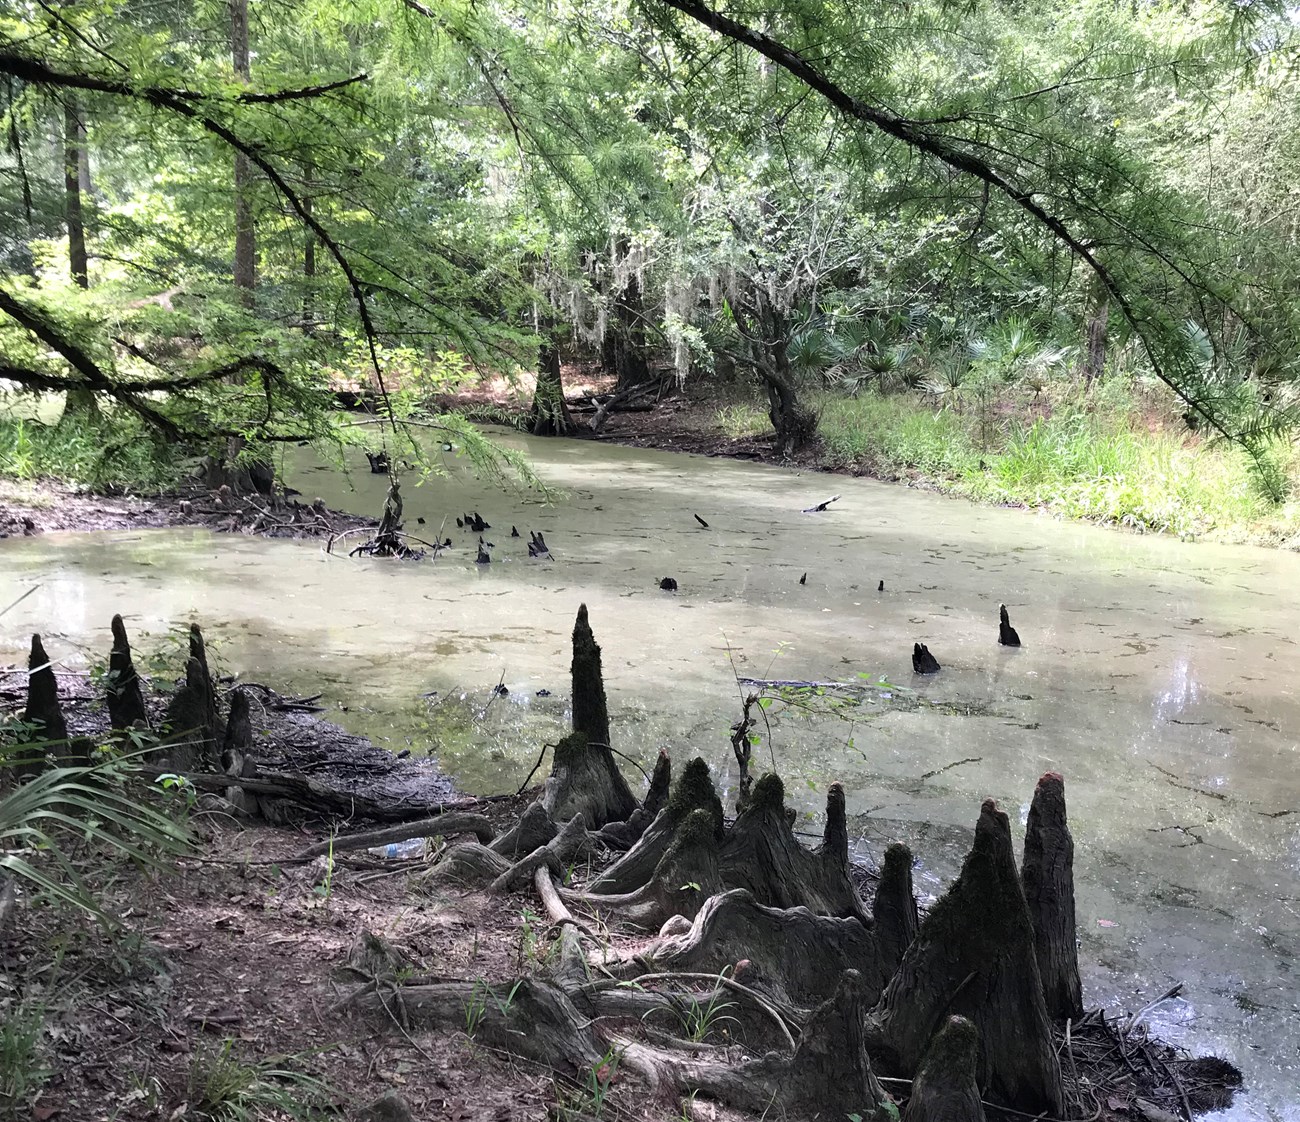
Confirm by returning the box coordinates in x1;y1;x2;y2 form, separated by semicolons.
292;813;495;860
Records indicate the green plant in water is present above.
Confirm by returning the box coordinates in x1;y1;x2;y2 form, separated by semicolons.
186;1039;333;1121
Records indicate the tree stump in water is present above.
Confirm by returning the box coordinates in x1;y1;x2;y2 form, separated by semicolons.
1020;772;1082;1021
903;1016;985;1122
873;842;920;974
870;799;1064;1115
106;615;148;731
912;643;941;674
999;604;1021;647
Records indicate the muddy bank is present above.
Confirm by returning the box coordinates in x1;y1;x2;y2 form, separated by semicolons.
0;476;371;540
0;604;1243;1122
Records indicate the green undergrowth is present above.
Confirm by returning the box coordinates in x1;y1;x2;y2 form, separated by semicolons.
0;410;183;492
772;387;1299;545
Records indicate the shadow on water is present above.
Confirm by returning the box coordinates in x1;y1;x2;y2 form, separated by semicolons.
1;429;1297;1119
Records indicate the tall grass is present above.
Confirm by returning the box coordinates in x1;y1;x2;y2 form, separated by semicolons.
817;394;978;476
0;409;182;490
807;388;1296;541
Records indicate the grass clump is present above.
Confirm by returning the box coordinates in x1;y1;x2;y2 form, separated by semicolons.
805;384;1298;543
187;1040;334;1121
0;409;182;491
816;394;978;476
715;402;770;439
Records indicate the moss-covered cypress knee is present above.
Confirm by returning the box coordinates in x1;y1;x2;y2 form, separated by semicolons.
570;604;609;748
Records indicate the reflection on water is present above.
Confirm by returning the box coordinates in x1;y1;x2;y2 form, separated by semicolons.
1;430;1297;1120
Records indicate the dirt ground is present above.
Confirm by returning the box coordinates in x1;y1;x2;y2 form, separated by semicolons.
0;476;372;542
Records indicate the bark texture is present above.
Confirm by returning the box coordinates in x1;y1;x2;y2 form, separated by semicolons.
903;1016;986;1122
163;626;222;771
63;101;88;290
587;756;721;893
870;799;1064;1115
540;733;636;830
598;748;671;850
1020;772;1083;1021
873;842;920;974
106;614;148;731
23;633;68;749
635;887;891;1008
570;603;611;750
777;969;888;1118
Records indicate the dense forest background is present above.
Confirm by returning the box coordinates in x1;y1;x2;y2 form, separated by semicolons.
4;0;1300;538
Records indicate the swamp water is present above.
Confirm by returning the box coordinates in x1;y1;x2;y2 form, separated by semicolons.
1;432;1297;1119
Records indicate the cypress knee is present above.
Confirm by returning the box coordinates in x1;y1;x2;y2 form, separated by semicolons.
903;1016;985;1122
1020;772;1083;1021
20;633;76;769
779;969;888;1118
870;799;1064;1115
24;634;68;747
570;604;610;748
874;843;920;974
107;614;148;730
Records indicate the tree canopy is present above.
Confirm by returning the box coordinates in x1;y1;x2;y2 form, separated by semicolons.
2;0;1298;486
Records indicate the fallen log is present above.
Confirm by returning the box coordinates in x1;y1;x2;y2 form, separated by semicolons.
137;767;492;823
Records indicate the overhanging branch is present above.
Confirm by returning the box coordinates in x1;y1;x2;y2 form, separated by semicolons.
651;0;1240;443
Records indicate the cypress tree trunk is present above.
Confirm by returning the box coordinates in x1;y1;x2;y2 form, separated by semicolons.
63;102;88;290
231;0;255;303
530;339;571;436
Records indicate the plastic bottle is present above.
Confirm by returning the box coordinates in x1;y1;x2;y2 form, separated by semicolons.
368;838;426;859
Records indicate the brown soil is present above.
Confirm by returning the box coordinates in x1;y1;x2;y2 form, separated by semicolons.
0;477;372;541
